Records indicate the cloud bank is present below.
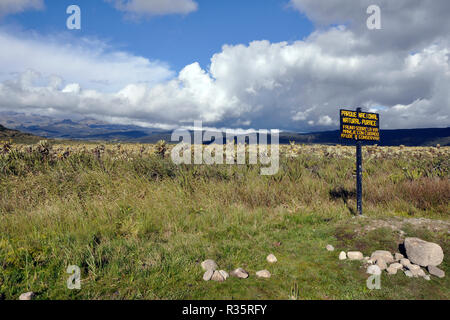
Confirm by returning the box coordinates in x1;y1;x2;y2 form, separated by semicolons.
0;0;43;17
0;0;449;131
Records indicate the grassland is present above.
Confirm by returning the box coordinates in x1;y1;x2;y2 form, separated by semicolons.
0;140;449;300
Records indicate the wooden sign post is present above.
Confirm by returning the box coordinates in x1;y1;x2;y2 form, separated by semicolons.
340;108;380;215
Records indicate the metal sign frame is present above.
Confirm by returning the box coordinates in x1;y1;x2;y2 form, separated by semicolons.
339;108;381;215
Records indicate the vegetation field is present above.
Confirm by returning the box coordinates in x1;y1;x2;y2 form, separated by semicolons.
0;140;449;300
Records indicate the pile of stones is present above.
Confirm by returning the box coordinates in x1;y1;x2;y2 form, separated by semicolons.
202;254;277;282
336;237;445;280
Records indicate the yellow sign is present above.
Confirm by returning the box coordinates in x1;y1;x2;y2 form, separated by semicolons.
340;109;380;141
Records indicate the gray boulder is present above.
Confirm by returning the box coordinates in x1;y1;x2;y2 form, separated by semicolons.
231;268;249;279
386;266;398;275
266;254;277;263
203;270;214;281
19;292;35;300
404;270;413;278
256;270;271;278
375;258;387;270
394;253;404;261
389;263;403;270
201;259;218;271
347;251;364;260
428;265;445;278
400;258;411;267
404;237;444;267
211;270;225;282
407;264;422;277
371;250;394;264
219;270;229;280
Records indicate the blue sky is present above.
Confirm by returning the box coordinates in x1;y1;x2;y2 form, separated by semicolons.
3;0;313;72
0;0;449;131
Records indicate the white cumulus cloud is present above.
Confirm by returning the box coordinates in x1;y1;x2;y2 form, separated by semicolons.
0;1;449;131
0;0;43;17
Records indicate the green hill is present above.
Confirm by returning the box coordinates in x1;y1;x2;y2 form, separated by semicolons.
0;124;42;144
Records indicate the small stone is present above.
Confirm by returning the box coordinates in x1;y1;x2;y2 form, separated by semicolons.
375;258;387;271
219;270;229;280
203;270;214;281
400;258;411;267
386;266;398;275
408;264;421;271
428;265;445;278
326;245;335;251
404;237;444;267
201;259;218;271
367;265;381;276
339;251;347;260
371;250;394;264
347;251;364;260
404;270;413;278
407;264;422;277
256;270;271;278
394;253;404;261
19;292;35;300
424;275;431;281
417;269;426;277
389;263;403;270
211;270;225;282
231;268;249;279
266;254;277;263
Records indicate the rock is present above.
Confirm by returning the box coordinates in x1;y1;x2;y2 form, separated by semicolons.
339;251;347;260
201;259;218;271
256;270;271;278
326;245;335;251
375;258;387;270
417;269;426;277
211;270;225;282
404;237;444;267
427;266;445;278
386;266;398;275
389;263;403;270
423;275;431;281
394;253;404;261
370;250;394;264
219;270;229;280
19;292;35;300
407;264;422;277
231;268;249;279
400;258;411;267
404;270;413;278
347;251;364;260
203;270;214;281
367;265;381;276
266;254;277;263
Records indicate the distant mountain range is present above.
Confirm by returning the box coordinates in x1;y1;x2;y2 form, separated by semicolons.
0;123;42;144
0;112;449;146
